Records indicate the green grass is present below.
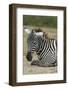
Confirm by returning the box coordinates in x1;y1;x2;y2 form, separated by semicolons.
23;15;57;28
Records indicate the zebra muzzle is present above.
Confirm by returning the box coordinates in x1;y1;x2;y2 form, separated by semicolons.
26;52;32;61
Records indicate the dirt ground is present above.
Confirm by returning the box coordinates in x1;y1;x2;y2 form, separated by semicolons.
23;26;57;75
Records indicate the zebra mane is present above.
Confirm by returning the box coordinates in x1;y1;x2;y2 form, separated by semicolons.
34;28;42;32
34;28;49;39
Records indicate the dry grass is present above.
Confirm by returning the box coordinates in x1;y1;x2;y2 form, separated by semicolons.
23;26;57;75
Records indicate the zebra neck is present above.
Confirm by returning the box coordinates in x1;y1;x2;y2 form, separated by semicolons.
36;38;47;55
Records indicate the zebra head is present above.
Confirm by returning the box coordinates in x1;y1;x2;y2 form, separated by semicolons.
24;28;43;61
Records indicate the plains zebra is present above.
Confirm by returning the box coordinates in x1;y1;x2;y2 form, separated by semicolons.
25;28;57;67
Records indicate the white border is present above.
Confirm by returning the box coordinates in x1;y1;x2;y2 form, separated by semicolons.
16;8;64;82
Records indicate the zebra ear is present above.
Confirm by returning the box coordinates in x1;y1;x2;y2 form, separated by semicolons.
35;32;43;36
24;29;31;34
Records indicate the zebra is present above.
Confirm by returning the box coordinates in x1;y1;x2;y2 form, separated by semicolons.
25;28;57;67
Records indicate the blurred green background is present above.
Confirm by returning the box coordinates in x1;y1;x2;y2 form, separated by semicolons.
23;15;57;28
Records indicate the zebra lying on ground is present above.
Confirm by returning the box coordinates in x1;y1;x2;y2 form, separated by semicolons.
25;28;57;67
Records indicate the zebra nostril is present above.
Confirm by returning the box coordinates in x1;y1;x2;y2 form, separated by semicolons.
26;52;32;61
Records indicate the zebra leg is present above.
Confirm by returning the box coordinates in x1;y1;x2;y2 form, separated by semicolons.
31;60;57;67
51;60;57;66
37;61;57;67
31;60;49;67
38;62;50;67
38;63;55;67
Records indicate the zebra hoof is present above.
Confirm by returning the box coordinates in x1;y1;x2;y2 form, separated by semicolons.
52;62;57;67
31;60;39;65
